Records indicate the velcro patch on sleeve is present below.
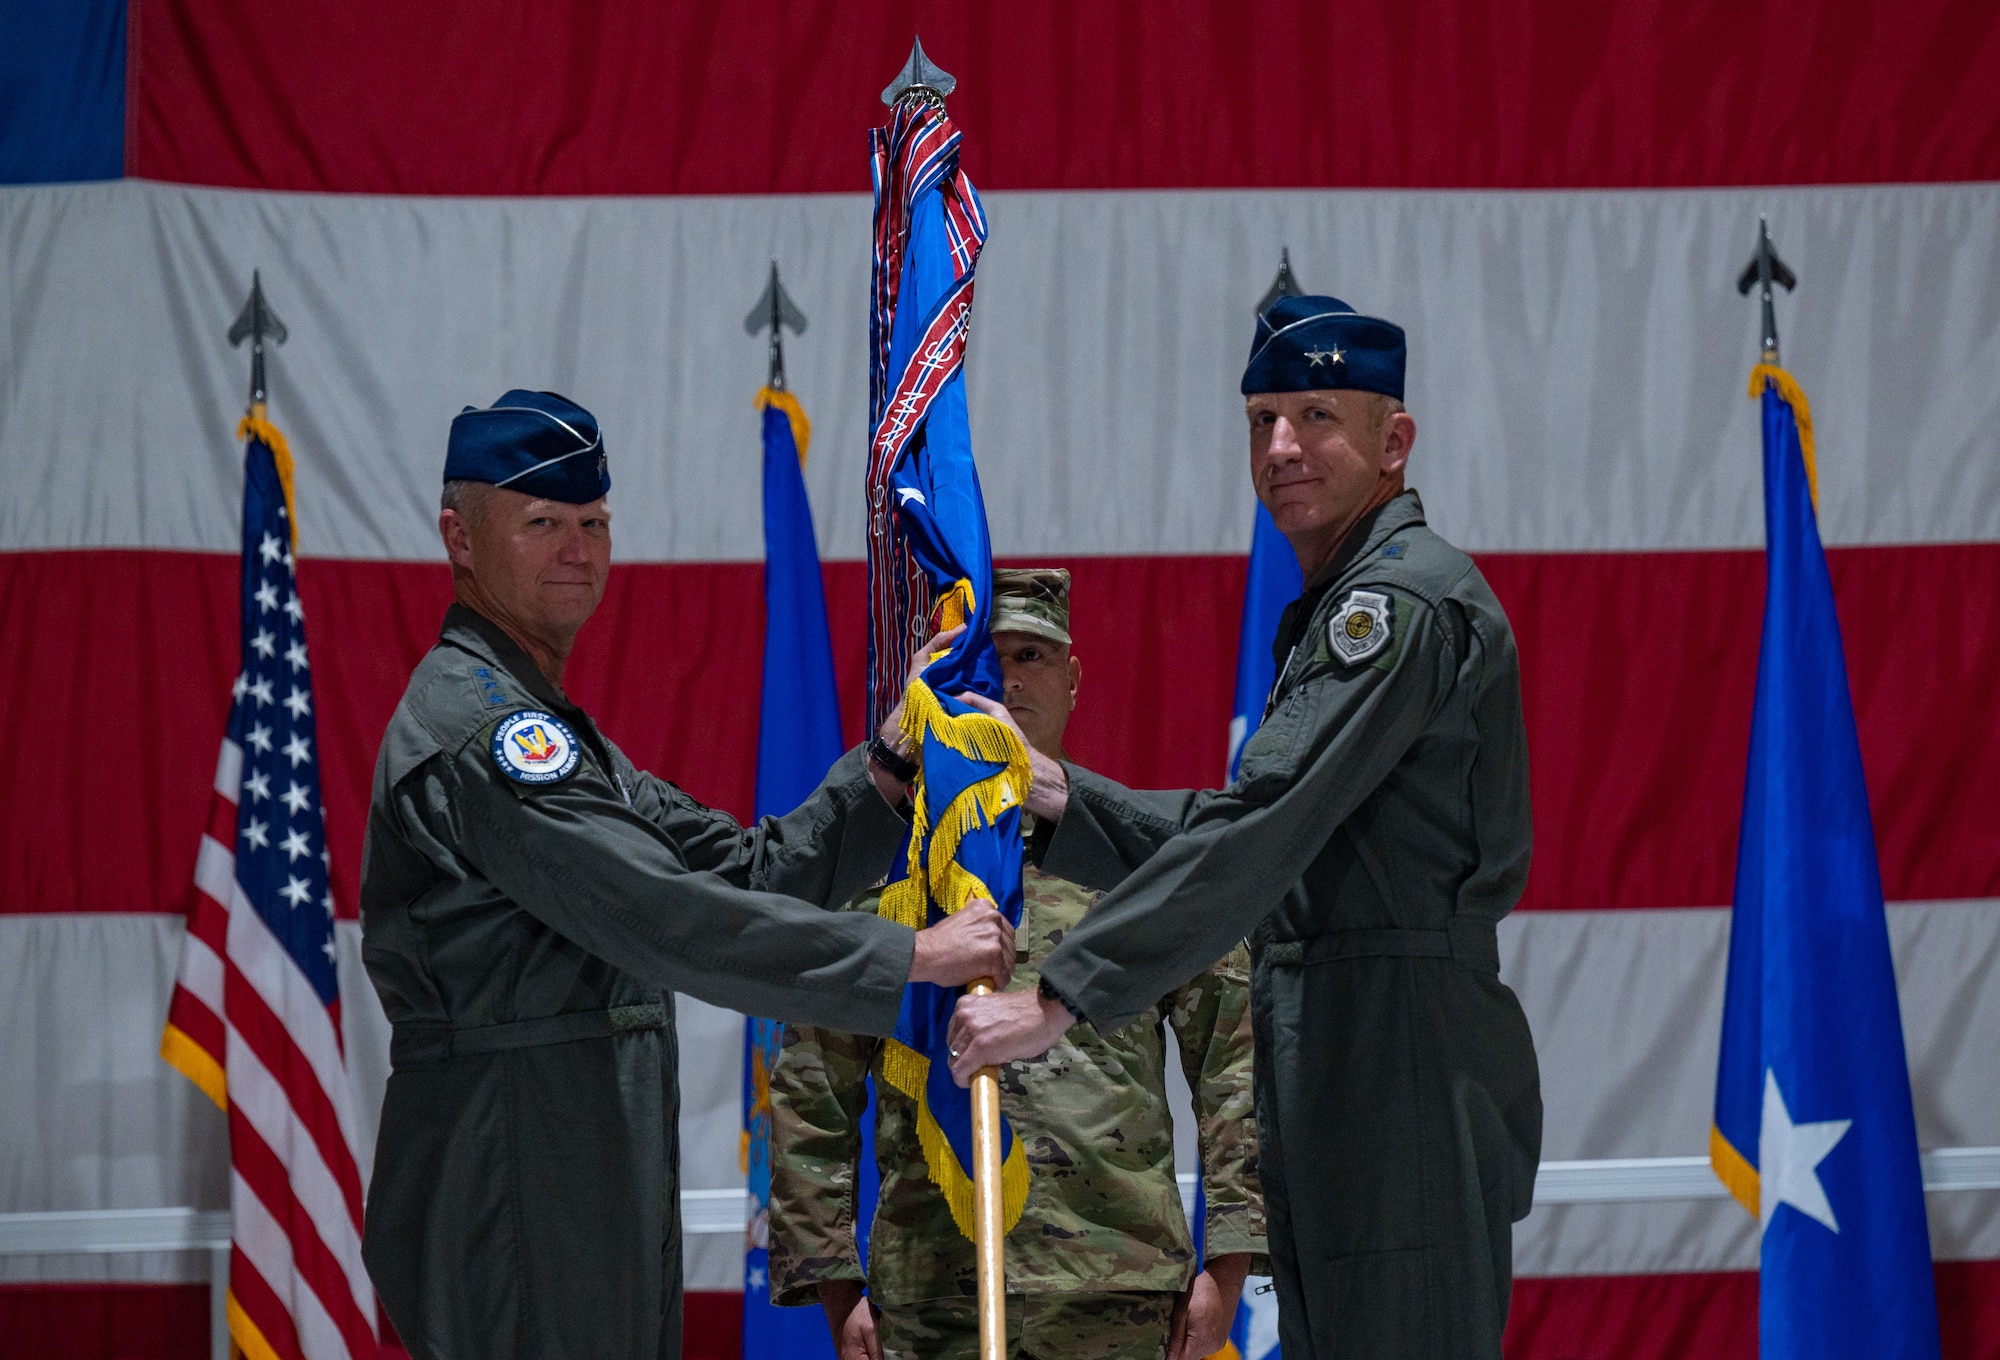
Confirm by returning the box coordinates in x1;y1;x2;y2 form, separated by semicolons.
491;710;582;785
1328;590;1393;666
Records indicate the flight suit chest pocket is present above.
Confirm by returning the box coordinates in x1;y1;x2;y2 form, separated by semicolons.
1237;682;1316;789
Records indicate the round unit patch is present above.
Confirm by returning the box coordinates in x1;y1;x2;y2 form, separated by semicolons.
492;710;582;785
1329;589;1393;666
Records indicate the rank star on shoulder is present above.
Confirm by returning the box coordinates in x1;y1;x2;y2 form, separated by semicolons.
1759;1070;1852;1233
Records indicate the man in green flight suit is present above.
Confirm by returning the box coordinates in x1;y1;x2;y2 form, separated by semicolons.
767;568;1267;1360
359;391;1017;1360
948;300;1544;1360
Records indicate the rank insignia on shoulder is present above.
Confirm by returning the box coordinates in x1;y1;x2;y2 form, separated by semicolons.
473;666;507;707
1382;542;1407;558
492;710;581;785
1330;590;1393;666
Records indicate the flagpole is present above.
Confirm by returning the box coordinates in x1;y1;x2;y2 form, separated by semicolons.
965;977;1006;1360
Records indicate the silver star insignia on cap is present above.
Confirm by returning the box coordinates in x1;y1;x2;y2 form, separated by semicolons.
1305;345;1346;368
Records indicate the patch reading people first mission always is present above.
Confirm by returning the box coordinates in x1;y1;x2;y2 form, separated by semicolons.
491;710;581;784
1329;590;1393;665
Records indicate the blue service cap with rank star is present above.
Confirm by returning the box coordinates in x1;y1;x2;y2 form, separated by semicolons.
1241;294;1407;401
445;390;610;503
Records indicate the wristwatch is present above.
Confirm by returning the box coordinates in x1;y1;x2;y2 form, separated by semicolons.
867;735;920;784
1038;975;1085;1021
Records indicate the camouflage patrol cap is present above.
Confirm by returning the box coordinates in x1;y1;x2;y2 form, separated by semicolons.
990;568;1071;646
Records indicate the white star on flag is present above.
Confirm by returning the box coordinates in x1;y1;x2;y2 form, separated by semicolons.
896;487;926;506
258;532;283;564
281;781;312;815
285;640;309;672
280;875;313;908
283;685;312;719
251;627;276;658
747;1265;767;1289
248;677;275;707
1759;1070;1851;1234
254;581;280;612
243;817;270;851
243;771;272;803
246;723;274;754
284;593;305;623
283;733;312;767
232;672;248;700
280;828;313;862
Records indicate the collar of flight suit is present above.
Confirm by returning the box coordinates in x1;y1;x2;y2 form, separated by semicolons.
437;602;627;790
1271;489;1428;669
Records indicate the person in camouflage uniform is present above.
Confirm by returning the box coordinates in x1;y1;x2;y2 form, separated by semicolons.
768;569;1267;1360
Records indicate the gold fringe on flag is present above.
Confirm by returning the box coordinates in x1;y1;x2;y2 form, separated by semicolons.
1748;364;1818;511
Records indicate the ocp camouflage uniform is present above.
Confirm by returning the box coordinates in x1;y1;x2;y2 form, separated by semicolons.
768;844;1267;1360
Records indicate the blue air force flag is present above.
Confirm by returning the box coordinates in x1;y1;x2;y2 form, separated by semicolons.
1710;365;1942;1360
742;387;846;1360
1227;500;1305;782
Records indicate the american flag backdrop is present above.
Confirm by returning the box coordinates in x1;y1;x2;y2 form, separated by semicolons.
160;410;377;1360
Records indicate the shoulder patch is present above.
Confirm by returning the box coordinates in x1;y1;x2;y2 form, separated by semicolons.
1329;589;1393;666
491;710;582;785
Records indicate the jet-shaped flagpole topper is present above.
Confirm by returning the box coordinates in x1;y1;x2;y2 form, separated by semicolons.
1736;216;1797;365
744;261;808;391
228;270;288;411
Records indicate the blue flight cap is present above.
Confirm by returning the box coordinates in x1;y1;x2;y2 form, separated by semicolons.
1241;295;1407;401
444;390;609;503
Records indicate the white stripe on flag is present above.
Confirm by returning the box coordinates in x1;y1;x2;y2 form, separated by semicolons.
224;879;362;1158
194;835;236;910
176;929;226;1014
214;737;243;803
223;1025;371;1313
230;1167;359;1360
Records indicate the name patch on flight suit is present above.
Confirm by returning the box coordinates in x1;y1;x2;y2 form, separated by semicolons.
1329;590;1393;666
491;710;581;785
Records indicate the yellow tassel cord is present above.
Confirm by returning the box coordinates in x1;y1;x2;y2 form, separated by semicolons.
1709;1124;1761;1219
879;1037;1033;1241
160;1023;228;1111
238;405;301;553
1748;364;1819;512
753;387;814;466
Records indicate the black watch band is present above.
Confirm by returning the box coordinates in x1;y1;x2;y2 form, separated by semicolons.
1038;975;1085;1022
867;735;920;784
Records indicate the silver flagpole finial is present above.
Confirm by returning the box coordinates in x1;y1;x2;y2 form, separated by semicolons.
228;270;289;410
1736;216;1797;365
745;260;808;391
882;36;956;110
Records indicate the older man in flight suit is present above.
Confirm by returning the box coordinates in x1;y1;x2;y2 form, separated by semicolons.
359;391;1016;1360
948;300;1544;1359
768;569;1266;1360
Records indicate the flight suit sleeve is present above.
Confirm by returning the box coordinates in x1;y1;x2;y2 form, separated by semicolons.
620;744;907;913
1164;945;1269;1272
1040;586;1461;1031
766;1019;882;1307
423;737;916;1035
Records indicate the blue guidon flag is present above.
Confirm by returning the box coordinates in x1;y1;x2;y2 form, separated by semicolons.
863;90;1031;1240
1710;362;1942;1360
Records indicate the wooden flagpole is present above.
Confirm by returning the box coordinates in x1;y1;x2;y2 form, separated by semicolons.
967;978;1006;1360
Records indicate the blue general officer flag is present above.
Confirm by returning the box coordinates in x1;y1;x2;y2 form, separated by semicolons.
1711;364;1942;1359
741;387;850;1360
1226;501;1304;782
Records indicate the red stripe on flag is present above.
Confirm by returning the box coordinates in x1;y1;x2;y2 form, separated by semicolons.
133;1;2000;195
228;1111;377;1360
165;986;226;1057
5;545;1996;920
224;964;366;1225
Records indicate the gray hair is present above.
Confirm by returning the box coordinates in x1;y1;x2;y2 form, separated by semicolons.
441;479;497;527
1366;393;1408;436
